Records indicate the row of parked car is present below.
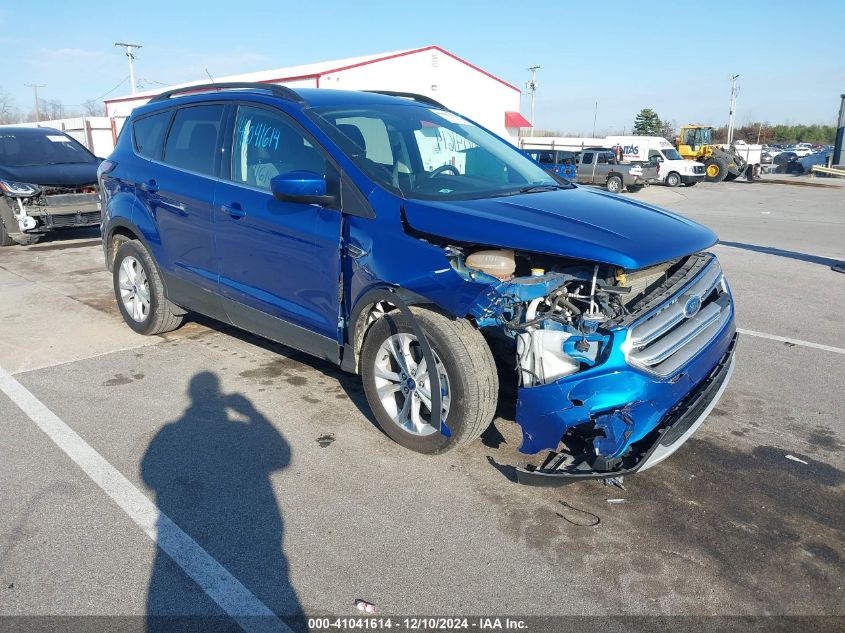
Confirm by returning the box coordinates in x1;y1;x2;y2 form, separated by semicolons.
523;144;704;193
761;143;835;174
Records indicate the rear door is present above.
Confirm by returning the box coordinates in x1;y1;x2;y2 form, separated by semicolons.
213;103;343;360
152;104;227;316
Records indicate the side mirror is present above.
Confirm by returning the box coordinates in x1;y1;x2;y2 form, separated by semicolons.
270;171;336;206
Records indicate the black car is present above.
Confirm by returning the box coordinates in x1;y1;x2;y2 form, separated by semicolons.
773;151;799;174
0;126;101;246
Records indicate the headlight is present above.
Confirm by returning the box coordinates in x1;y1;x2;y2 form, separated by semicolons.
0;180;41;198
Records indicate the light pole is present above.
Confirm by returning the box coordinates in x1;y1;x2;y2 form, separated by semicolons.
24;83;45;122
727;73;740;145
592;101;598;137
114;43;142;95
526;66;539;137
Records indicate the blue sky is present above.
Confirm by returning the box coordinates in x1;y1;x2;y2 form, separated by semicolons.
1;0;843;134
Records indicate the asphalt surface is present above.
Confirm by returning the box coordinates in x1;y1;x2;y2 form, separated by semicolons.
0;177;843;629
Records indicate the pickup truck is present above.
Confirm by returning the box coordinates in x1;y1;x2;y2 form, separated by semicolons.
576;148;657;194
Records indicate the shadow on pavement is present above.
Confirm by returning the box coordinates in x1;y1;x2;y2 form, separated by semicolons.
141;371;304;632
718;241;843;268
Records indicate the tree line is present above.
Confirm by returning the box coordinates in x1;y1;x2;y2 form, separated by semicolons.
632;108;836;144
0;86;104;124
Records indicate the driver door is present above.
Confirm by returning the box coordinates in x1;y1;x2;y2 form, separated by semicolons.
213;103;343;361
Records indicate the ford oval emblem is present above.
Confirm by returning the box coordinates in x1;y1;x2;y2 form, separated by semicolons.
683;295;702;318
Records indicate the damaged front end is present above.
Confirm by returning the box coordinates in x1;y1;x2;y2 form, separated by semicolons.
0;180;101;241
446;244;736;485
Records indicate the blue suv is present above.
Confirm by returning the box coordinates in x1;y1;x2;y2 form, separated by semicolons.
99;83;736;484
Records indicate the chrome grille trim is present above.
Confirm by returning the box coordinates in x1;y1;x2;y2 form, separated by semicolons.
626;256;732;377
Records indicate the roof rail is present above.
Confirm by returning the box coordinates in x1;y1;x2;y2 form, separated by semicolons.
364;90;445;108
148;82;304;104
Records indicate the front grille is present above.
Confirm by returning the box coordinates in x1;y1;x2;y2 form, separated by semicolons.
693;165;705;174
44;211;101;228
626;255;731;377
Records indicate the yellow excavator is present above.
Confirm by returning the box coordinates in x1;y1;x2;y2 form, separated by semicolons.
676;125;751;182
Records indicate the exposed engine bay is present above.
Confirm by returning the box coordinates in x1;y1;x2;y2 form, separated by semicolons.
445;244;681;387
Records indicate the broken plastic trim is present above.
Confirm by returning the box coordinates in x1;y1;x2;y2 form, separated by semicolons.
357;287;449;438
515;332;737;486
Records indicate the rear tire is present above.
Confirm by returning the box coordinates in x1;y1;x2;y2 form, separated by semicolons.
113;240;183;335
723;172;739;182
626;185;643;193
605;175;623;194
665;172;681;187
704;158;728;182
360;306;498;454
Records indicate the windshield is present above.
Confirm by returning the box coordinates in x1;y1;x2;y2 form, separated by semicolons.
662;148;683;160
309;104;561;200
0;131;97;168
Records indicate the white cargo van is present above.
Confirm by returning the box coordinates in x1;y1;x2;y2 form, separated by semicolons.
605;136;706;187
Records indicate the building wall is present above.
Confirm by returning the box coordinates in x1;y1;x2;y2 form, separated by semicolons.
319;49;522;140
102;48;525;154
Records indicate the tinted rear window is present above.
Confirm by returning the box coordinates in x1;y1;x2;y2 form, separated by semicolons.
163;105;224;176
133;111;171;160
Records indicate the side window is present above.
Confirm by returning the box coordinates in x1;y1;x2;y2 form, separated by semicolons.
534;151;554;165
162;105;224;176
597;152;608;164
582;152;594;165
231;105;326;190
649;150;663;162
133;111;171;160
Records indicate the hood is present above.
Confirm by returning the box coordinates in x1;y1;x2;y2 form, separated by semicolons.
402;186;717;270
0;162;99;188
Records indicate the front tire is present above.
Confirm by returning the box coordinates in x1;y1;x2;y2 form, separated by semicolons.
360;306;498;454
113;240;183;335
665;172;681;187
605;175;623;194
704;158;728;182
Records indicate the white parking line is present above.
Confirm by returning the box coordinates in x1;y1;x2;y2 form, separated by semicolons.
738;328;845;355
0;364;293;633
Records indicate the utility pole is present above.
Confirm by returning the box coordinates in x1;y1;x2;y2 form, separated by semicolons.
114;42;142;95
727;73;740;145
526;66;539;137
592;101;598;137
24;83;45;122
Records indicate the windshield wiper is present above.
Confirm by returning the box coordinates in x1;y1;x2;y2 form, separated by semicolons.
518;184;569;193
492;183;571;198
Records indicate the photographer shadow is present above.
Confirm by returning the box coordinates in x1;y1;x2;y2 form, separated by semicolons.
141;372;303;632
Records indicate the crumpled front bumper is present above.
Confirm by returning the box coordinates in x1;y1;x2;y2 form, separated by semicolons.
513;312;737;486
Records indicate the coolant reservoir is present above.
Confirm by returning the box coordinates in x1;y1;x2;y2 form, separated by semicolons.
465;249;516;280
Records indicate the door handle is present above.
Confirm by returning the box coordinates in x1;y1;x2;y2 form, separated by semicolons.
139;179;159;194
222;202;246;219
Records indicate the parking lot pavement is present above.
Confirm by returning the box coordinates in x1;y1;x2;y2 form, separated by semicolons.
1;181;843;625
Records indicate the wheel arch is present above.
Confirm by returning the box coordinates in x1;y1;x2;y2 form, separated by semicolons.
341;285;459;375
104;218;150;271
